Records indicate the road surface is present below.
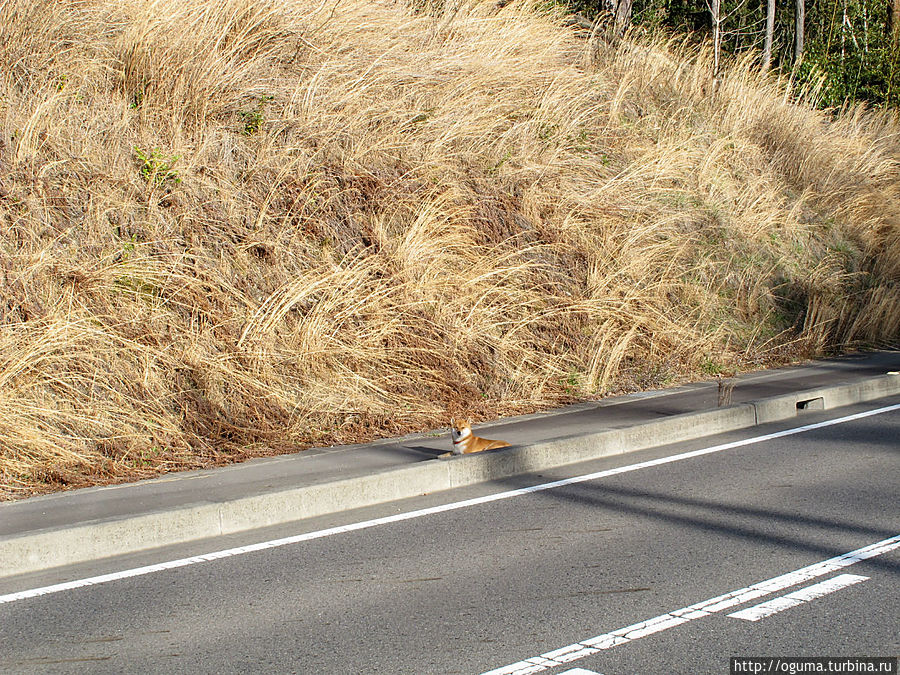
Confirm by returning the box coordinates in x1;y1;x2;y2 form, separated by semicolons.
1;397;898;674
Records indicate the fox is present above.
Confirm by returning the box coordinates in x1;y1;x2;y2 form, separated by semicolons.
439;418;511;457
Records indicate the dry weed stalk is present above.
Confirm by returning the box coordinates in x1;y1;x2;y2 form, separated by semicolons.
0;0;898;498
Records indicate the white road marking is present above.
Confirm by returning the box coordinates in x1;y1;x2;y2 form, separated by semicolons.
559;669;604;675
1;402;899;607
727;573;869;622
480;536;900;675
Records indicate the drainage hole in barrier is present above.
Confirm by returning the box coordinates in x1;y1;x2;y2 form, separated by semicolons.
796;397;825;411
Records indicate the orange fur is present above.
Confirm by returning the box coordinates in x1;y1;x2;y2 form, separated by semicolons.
442;418;511;457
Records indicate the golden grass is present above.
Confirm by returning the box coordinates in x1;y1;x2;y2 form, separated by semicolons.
1;0;898;498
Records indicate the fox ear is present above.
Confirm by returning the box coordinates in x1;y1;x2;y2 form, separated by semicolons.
450;417;455;426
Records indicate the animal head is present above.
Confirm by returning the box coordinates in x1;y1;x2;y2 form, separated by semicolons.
450;418;472;443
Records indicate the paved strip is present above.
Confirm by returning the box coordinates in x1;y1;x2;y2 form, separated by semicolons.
727;574;870;622
2;403;898;607
5;370;899;580
480;536;900;675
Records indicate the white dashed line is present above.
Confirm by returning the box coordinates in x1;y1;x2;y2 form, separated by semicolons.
480;536;900;675
727;573;870;622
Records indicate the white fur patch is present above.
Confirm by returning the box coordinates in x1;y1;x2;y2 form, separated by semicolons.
452;426;472;453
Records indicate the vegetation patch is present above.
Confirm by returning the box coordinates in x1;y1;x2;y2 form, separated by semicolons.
0;0;897;499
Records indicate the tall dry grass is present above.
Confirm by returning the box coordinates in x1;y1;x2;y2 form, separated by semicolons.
1;0;898;499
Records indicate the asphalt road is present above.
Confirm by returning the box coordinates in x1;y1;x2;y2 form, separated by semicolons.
1;397;898;674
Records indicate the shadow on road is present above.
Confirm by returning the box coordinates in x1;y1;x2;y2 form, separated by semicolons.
487;471;900;574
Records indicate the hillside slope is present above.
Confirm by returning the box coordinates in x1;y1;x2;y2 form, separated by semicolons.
1;0;898;498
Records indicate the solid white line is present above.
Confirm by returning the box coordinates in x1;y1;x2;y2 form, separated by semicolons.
2;402;899;606
727;573;869;622
480;536;900;675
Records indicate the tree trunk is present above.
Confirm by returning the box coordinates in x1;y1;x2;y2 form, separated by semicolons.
711;0;722;78
890;0;900;105
614;0;633;38
841;0;847;62
794;0;805;62
892;0;900;49
763;0;776;71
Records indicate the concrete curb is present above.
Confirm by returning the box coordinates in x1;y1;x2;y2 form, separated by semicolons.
2;373;899;579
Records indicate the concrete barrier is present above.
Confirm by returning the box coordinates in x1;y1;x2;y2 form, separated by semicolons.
1;373;898;578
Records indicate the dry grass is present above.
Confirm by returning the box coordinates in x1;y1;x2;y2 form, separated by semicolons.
1;0;898;499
